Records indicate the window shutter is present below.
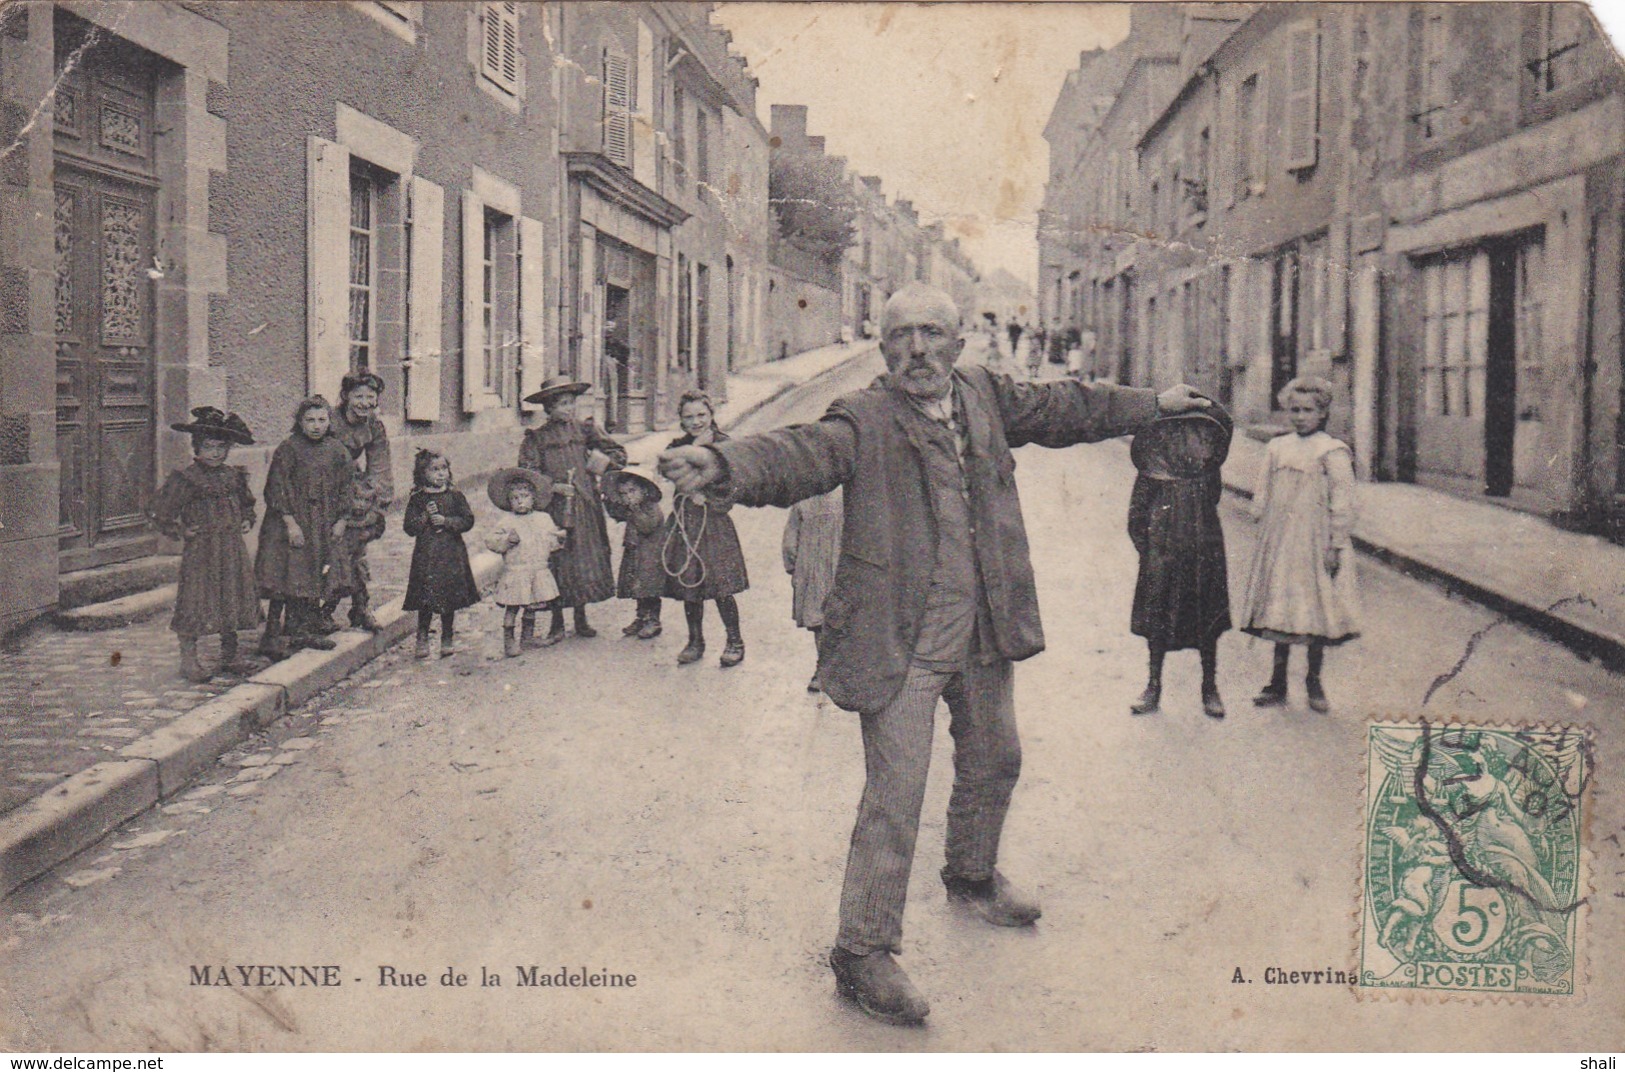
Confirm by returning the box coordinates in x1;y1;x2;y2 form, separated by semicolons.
306;136;351;402
1250;73;1268;194
603;49;631;169
406;176;444;422
481;2;519;94
1284;20;1320;170
518;215;548;409
461;189;491;412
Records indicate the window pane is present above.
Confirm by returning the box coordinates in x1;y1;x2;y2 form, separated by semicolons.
349;231;370;286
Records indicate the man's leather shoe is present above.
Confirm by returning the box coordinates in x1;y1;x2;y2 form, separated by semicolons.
828;948;929;1026
942;868;1042;927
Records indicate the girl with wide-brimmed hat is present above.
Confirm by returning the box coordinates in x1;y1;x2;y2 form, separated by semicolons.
485;467;565;657
517;375;627;643
150;407;262;682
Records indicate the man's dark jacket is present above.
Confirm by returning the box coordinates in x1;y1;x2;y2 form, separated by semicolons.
713;365;1158;714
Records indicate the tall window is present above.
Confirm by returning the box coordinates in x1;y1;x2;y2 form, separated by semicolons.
1417;11;1451;138
1236;74;1261;200
483;208;515;399
1420;252;1490;418
1532;4;1600;94
696;106;711;189
672;86;688;176
677;254;692;372
348;166;379;371
481;2;520;95
1514;239;1545;422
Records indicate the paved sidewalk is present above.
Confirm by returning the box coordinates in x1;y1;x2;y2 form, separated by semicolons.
1222;431;1625;671
0;341;876;893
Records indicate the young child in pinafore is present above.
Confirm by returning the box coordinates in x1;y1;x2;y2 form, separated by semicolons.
403;449;482;659
255;396;354;657
150;407;262;683
1237;376;1362;712
485;467;566;658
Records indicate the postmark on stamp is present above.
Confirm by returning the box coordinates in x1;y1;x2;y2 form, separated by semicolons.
1359;720;1592;998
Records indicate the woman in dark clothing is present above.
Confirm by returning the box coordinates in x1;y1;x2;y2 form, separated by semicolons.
518;375;627;644
1126;405;1233;719
322;371;393;632
662;391;749;667
402;449;481;659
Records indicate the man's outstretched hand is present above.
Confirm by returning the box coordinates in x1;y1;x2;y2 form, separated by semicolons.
1156;383;1213;415
658;445;722;495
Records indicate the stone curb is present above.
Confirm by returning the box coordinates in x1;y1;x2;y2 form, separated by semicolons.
0;549;500;897
1218;478;1625;676
54;585;177;631
0;345;884;897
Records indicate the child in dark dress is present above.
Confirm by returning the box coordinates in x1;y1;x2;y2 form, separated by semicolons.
605;470;667;640
255;396;354;657
150;407;262;682
662;391;750;668
403;449;481;659
1126;405;1234;719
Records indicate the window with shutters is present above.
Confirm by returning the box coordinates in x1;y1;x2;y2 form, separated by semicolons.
696;106;711;190
1283;20;1319;170
603;48;632;169
1514;238;1545;422
481;2;520;96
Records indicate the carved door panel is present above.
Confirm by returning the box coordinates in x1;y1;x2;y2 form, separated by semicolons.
53;19;160;568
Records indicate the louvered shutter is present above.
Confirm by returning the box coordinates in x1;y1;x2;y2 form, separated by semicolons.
461;190;491;412
603;49;631;169
482;2;519;94
518;215;548;409
1284;20;1320;170
406;176;444;422
307;137;350;402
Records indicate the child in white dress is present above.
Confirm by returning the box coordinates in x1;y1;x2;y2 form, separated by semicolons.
486;468;566;658
1238;377;1362;712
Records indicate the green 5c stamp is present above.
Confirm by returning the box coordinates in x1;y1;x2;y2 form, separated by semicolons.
1360;720;1591;998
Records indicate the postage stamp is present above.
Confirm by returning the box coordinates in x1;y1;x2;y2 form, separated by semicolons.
1359;720;1593;998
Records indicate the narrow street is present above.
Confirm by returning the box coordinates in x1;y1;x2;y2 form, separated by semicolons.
4;340;1621;1050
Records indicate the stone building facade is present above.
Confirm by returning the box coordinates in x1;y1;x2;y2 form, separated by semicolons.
0;0;773;635
1040;2;1625;535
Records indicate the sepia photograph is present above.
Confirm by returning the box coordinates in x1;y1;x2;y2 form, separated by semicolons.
0;0;1622;1052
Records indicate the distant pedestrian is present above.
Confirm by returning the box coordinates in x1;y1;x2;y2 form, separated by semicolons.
781;485;843;692
255;396;353;658
1006;319;1024;360
485;468;564;658
662;390;749;668
604;470;667;640
518;375;628;643
1126;405;1233;719
1238;376;1362;712
403;449;481;660
321;372;393;633
150;407;261;682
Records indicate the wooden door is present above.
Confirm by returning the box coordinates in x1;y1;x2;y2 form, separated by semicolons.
53;18;160;569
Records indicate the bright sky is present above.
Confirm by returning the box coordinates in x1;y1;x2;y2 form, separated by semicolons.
712;3;1131;290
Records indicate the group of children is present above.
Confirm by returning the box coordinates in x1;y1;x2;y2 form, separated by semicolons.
1126;375;1363;719
154;371;1360;718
